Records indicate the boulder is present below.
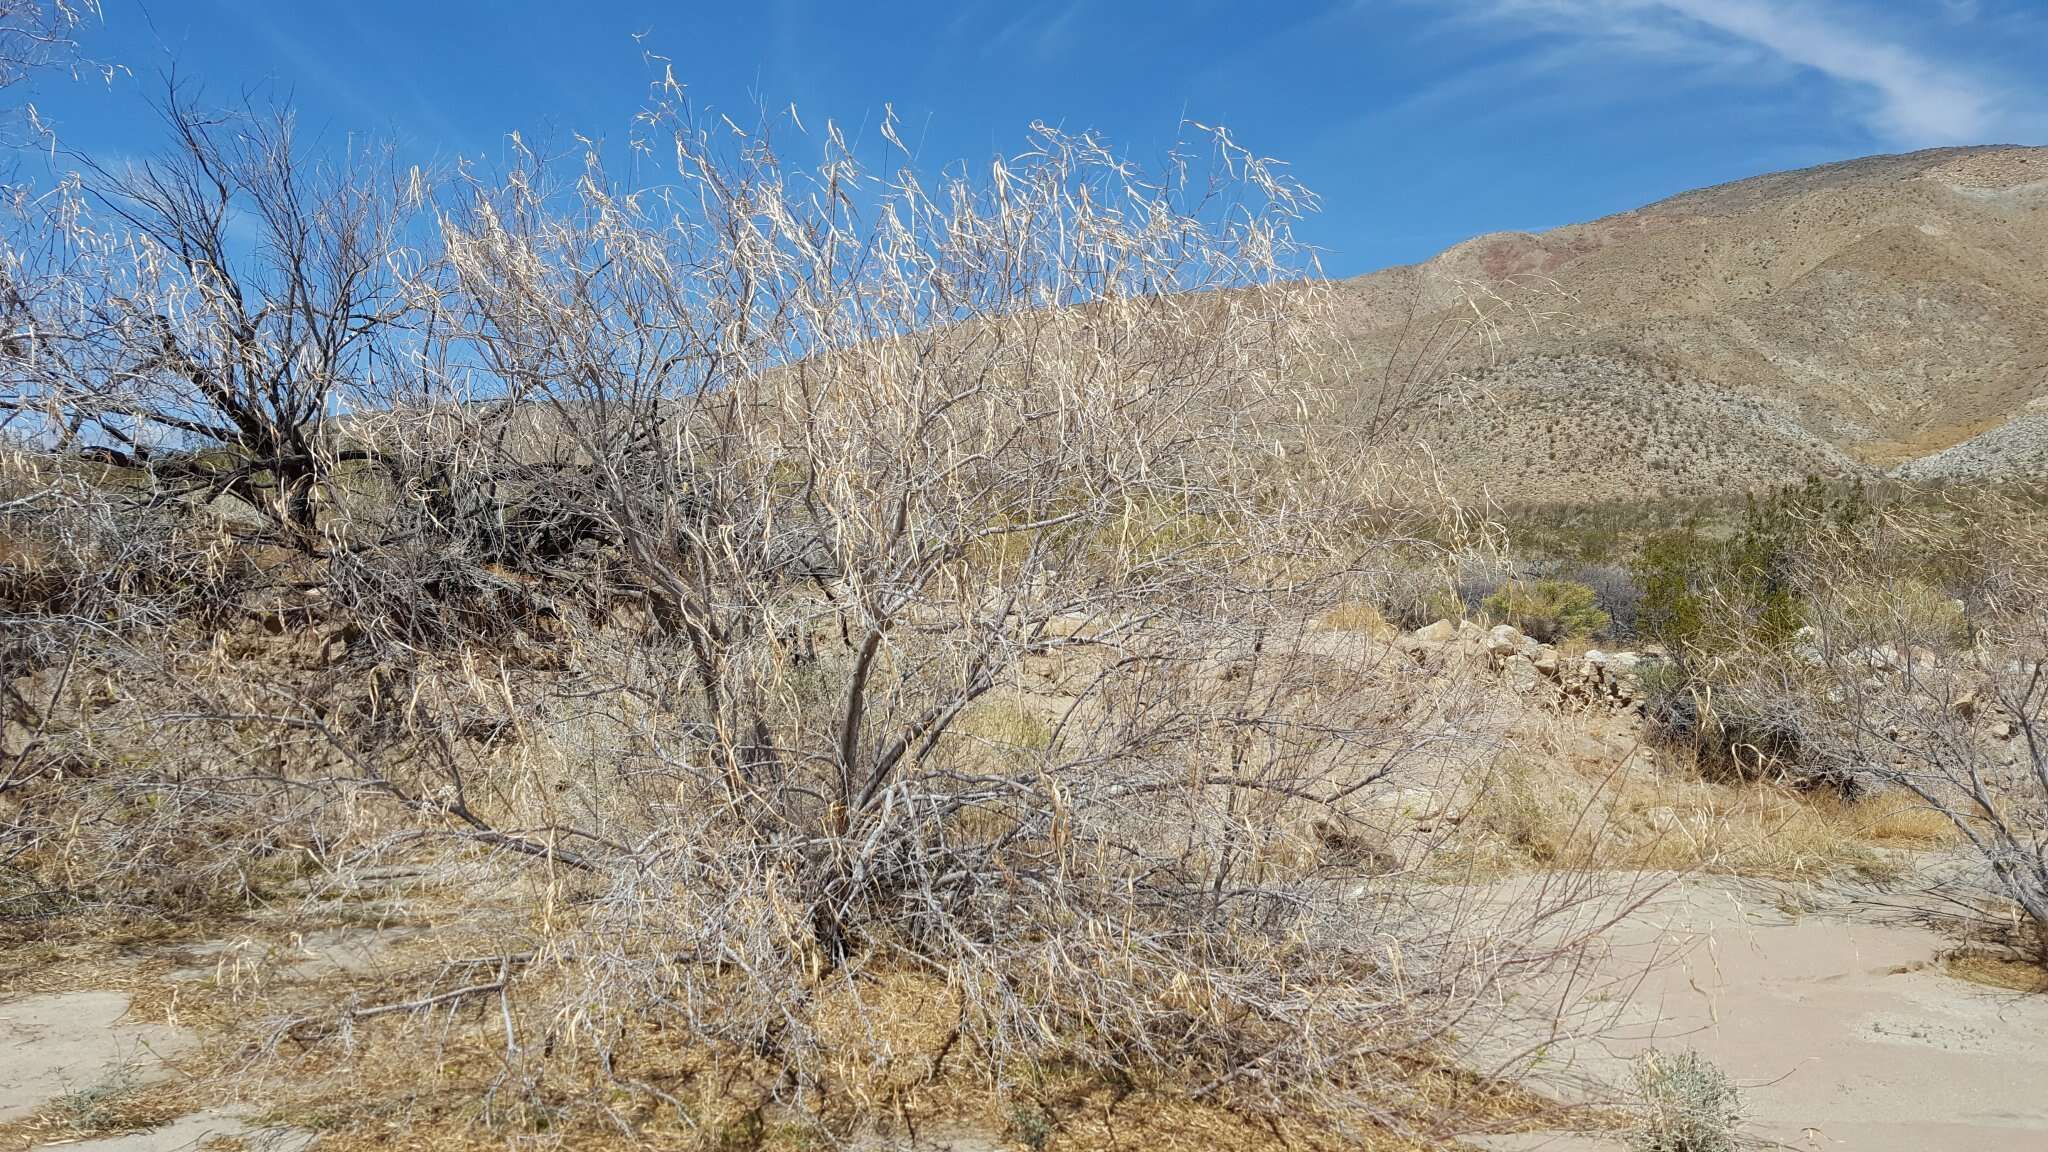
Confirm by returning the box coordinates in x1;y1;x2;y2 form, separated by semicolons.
1413;619;1457;644
1486;624;1526;659
1502;654;1544;693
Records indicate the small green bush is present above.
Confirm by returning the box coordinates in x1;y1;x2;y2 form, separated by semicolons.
1482;579;1610;643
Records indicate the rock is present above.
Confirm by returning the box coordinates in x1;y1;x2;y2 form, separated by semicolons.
1502;654;1544;693
1413;619;1457;644
1486;624;1526;659
1532;645;1560;675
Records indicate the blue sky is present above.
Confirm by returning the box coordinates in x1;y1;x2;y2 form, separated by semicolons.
21;0;2048;277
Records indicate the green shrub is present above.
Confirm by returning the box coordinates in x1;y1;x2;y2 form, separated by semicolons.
1633;528;1713;653
1482;579;1610;643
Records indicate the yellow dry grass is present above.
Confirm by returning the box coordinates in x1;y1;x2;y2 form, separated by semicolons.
1450;713;1958;882
0;903;1584;1152
0;1075;197;1149
1941;949;2048;995
1320;600;1398;639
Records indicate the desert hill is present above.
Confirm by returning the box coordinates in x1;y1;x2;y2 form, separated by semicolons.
1333;145;2048;502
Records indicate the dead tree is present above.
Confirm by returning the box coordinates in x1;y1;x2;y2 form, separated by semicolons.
0;81;415;549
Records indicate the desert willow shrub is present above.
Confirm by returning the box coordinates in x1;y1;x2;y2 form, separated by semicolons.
0;96;1617;1130
1803;494;2048;958
315;103;1616;1123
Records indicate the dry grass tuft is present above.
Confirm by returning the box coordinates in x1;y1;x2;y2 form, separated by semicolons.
0;1068;195;1147
1447;711;1953;883
1833;795;1960;848
1941;949;2048;995
1320;600;1399;639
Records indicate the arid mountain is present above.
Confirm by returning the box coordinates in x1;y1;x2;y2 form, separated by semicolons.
1332;146;2048;502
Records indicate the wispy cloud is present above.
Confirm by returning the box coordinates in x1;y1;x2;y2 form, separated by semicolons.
987;0;1086;62
1459;0;2038;146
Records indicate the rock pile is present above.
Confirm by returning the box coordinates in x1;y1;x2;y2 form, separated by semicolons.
1399;619;1669;712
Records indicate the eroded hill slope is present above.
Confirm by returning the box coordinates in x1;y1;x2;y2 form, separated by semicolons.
1335;146;2048;501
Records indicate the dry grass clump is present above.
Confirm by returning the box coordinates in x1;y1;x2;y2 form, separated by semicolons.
1624;1049;1743;1152
1320;600;1400;638
1446;712;1955;883
1942;948;2048;995
0;1071;196;1148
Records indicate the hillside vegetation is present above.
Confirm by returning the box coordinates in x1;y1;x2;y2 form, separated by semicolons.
1335;146;2048;500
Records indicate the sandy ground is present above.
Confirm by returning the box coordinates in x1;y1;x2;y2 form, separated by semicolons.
0;926;412;1151
1468;877;2048;1151
5;888;2042;1150
28;1109;315;1151
0;986;315;1150
0;991;194;1125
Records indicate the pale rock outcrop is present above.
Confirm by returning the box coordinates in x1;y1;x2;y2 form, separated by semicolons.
1414;619;1457;644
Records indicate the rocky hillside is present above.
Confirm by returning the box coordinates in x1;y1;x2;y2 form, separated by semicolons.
1332;146;2048;502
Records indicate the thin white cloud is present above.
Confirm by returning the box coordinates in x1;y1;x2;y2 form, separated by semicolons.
987;0;1086;62
1659;0;1989;143
1470;0;2025;146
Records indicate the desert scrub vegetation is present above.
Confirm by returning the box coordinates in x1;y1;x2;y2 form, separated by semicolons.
1590;478;2048;961
1481;579;1609;644
1798;493;2048;962
0;82;1630;1147
1625;1050;1742;1152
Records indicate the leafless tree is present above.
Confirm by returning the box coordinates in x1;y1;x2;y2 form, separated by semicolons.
0;0;98;92
1806;494;2048;959
0;83;418;548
